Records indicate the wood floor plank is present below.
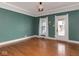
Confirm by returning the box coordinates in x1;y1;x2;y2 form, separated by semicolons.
0;37;79;56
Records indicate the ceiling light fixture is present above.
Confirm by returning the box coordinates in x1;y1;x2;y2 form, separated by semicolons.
38;2;44;12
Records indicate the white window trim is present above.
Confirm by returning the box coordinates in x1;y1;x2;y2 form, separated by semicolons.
55;14;69;40
39;17;48;36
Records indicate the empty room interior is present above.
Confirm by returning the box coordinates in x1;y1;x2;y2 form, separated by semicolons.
0;2;79;56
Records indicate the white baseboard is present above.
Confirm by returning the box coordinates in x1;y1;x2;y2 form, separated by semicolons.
0;35;36;46
0;35;79;47
35;35;56;40
35;35;79;44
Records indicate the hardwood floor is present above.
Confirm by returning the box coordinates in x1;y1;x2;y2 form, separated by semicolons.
0;37;79;56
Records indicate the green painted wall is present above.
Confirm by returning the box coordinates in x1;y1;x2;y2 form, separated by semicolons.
37;10;79;41
48;15;55;37
0;8;35;42
32;17;39;35
1;7;79;42
69;10;79;41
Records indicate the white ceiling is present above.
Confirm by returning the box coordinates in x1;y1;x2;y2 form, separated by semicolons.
1;2;79;17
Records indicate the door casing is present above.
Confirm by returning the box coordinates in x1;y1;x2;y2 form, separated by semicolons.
55;14;69;40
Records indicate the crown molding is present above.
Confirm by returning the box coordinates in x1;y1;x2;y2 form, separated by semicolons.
37;3;79;17
0;2;36;17
0;2;79;17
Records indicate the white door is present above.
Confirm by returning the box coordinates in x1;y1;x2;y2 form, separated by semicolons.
39;17;48;36
55;14;69;40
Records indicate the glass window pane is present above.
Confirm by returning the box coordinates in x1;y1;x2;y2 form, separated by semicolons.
41;20;47;34
58;20;65;36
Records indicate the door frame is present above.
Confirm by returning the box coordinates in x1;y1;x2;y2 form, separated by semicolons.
39;17;48;36
55;14;69;40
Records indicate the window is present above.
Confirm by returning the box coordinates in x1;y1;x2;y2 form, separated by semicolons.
58;19;65;36
39;17;48;36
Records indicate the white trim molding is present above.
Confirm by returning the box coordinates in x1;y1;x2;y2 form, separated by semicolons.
0;2;79;17
37;3;79;17
55;14;69;40
0;2;36;17
35;35;79;44
39;17;48;36
0;35;79;48
0;35;36;47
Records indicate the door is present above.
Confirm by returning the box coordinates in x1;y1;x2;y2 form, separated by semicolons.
39;17;48;36
55;14;68;40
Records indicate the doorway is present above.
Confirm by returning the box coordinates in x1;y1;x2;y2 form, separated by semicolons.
39;17;48;36
55;14;69;40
